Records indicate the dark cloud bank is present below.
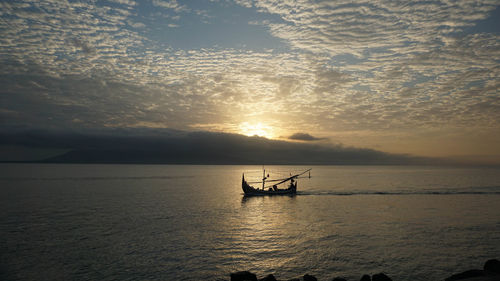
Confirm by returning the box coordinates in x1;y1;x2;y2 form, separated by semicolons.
288;133;327;141
0;128;438;165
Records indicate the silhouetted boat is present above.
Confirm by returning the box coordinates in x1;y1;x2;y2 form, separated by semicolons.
242;168;311;196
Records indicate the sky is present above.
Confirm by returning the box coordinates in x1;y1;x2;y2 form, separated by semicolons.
1;0;499;163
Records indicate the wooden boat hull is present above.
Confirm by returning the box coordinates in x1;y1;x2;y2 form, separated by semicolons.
242;176;297;196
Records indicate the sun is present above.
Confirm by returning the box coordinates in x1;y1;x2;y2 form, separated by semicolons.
239;122;274;139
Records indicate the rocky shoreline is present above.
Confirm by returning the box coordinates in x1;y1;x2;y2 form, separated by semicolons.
230;259;500;281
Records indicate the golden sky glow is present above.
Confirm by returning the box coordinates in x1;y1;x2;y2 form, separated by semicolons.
1;0;500;163
239;122;275;139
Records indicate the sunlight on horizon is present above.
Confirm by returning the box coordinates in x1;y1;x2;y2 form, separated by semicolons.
239;122;275;139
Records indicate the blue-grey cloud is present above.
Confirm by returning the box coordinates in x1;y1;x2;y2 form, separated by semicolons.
151;0;188;12
70;37;96;54
288;133;327;141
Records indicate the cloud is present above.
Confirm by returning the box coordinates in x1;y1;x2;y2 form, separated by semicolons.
127;20;146;28
235;0;500;131
109;0;137;6
288;132;327;141
2;1;498;132
235;0;253;8
151;0;189;12
70;37;96;54
250;0;498;56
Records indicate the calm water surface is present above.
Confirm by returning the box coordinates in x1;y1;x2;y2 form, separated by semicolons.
1;164;499;281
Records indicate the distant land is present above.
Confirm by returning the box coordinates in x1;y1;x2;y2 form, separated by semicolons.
0;128;449;165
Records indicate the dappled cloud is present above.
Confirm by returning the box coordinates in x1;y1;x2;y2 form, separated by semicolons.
1;0;499;159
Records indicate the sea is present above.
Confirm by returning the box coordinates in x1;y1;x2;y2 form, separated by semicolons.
1;164;499;281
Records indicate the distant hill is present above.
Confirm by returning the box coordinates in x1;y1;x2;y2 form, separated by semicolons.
1;128;434;165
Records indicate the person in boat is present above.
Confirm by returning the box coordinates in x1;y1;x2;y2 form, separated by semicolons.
289;178;295;189
273;185;278;191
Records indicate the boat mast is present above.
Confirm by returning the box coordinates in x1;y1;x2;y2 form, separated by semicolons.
262;166;266;190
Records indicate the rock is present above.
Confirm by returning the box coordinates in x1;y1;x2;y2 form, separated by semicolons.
484;259;500;274
231;271;258;281
332;277;347;281
445;269;484;281
372;273;392;281
303;274;318;281
360;274;371;281
260;274;277;281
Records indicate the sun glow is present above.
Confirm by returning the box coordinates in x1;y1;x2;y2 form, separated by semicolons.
239;122;274;139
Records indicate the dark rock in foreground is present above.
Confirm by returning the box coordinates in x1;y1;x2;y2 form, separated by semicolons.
260;274;277;281
485;259;500;274
445;259;500;281
372;273;392;281
445;269;484;281
303;274;318;281
229;258;500;281
360;275;371;281
231;271;258;281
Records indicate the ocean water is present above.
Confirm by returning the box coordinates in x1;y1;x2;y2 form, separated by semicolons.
0;164;499;281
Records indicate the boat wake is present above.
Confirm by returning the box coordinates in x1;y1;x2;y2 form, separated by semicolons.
297;186;500;196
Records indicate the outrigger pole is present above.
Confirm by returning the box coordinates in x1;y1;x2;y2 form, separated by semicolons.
272;168;312;186
247;169;312;185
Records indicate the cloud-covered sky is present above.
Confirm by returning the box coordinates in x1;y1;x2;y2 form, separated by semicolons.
1;0;499;161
